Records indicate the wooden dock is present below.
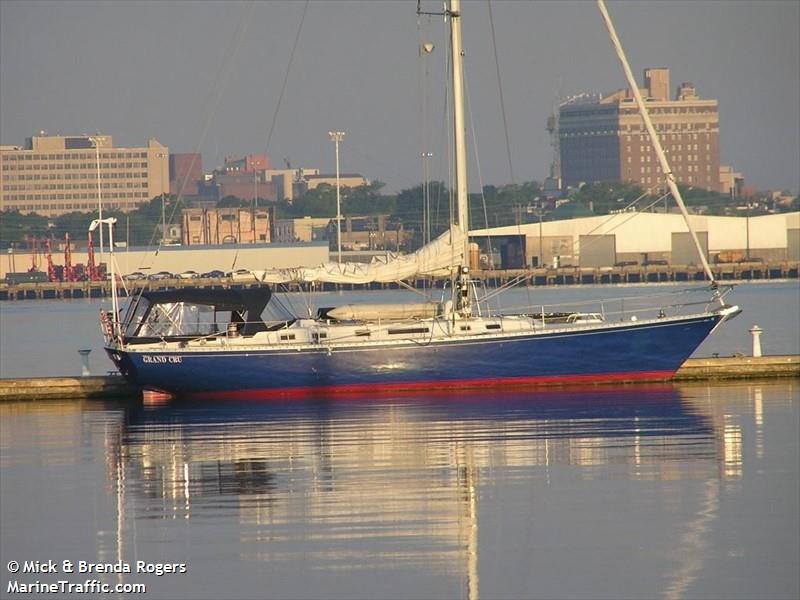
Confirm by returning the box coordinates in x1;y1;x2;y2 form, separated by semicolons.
1;260;797;300
0;355;796;402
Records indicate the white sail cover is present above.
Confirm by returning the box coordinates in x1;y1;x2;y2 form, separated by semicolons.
253;226;465;285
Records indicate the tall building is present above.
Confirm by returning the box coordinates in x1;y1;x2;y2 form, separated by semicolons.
558;68;721;193
0;134;169;217
169;153;202;196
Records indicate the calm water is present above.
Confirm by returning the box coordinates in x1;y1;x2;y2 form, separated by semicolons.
1;382;798;599
1;282;798;599
0;281;798;378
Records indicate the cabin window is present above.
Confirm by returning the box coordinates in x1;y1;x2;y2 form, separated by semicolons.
388;327;429;335
279;334;296;341
133;302;216;337
459;325;472;331
485;324;501;330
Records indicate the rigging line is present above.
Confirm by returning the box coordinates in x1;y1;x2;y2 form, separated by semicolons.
567;188;667;257
596;0;718;292
264;0;309;156
569;191;670;258
130;0;256;302
418;8;430;247
486;0;531;295
463;26;530;304
487;0;514;185
461;67;493;263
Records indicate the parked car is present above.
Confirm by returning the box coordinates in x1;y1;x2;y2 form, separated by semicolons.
200;270;225;279
177;270;199;279
227;269;257;282
124;271;148;281
147;271;173;281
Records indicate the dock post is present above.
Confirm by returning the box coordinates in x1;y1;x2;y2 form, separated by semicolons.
78;348;91;376
749;325;763;357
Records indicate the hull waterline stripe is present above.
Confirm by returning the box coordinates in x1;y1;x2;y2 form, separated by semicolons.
179;370;677;401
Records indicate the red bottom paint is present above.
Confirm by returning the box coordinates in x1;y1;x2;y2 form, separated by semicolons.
182;370;677;401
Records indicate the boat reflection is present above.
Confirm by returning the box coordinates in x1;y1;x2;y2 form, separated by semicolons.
97;385;743;593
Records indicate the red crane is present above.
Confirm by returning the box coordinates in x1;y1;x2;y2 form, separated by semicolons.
86;231;99;281
45;238;58;281
63;233;76;282
27;236;40;272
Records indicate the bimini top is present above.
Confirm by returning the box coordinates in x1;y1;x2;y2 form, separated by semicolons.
138;286;272;314
122;286;276;342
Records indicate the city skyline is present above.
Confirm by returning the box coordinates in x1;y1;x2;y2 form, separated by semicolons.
1;1;798;195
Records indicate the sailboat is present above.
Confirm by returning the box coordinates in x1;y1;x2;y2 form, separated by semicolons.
100;0;740;400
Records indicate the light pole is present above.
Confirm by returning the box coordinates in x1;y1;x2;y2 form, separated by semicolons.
328;131;346;263
88;136;107;262
156;152;168;244
421;151;433;244
89;217;119;337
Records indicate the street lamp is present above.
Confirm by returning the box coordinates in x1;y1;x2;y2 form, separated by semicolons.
421;152;433;244
156;152;168;243
88;136;108;261
328;131;346;263
89;217;119;337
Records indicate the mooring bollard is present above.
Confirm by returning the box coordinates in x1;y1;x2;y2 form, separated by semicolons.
78;348;92;376
749;325;763;357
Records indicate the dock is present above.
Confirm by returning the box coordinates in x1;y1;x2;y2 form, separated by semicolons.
1;260;798;300
0;355;796;402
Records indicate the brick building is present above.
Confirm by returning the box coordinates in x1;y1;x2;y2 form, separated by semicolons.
181;207;273;245
558;68;722;193
169;153;202;196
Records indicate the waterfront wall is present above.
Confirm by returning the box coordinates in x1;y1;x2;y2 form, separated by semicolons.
1;260;797;301
1;241;329;279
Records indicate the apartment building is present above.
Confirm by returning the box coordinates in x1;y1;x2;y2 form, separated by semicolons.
181;207;273;245
558;68;722;193
0;134;169;217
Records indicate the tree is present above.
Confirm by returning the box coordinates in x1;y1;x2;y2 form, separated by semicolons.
343;181;394;215
570;181;649;215
0;211;50;247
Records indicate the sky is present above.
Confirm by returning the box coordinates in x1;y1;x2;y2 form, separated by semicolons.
1;0;798;195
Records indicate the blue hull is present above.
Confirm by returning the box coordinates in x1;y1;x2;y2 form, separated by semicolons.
107;314;722;399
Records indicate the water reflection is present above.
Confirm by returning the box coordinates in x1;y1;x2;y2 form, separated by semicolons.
118;386;719;594
3;382;795;599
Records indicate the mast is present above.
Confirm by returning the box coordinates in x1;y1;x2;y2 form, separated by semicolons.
449;0;472;315
596;0;719;295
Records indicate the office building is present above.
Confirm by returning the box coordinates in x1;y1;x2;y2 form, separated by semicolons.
0;134;169;217
558;68;722;193
181;207;273;245
169;153;202;197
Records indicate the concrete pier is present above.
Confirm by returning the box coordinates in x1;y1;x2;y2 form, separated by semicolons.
0;375;138;401
673;354;799;381
1;260;798;300
0;355;797;402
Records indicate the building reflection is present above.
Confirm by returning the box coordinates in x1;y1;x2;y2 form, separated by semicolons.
9;381;788;598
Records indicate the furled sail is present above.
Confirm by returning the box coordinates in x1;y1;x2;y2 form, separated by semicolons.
253;226;465;285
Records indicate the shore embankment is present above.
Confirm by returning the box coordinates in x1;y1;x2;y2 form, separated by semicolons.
0;355;796;402
1;260;798;301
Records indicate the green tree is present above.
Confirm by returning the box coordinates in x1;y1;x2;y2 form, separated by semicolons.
570;181;649;215
0;211;50;246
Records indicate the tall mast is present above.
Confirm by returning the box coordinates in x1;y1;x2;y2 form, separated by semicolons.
596;0;719;294
449;0;472;314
